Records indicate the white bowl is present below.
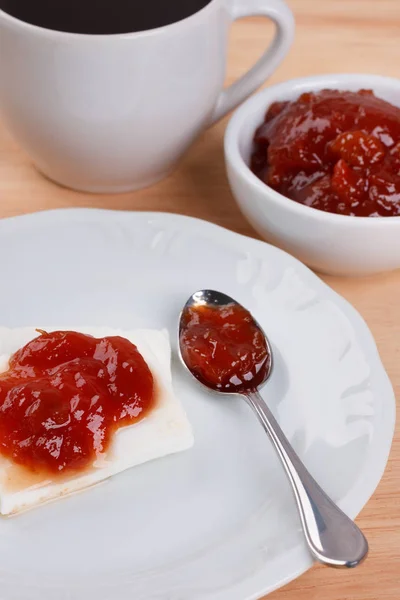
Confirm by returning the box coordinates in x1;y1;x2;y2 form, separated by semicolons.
224;74;400;276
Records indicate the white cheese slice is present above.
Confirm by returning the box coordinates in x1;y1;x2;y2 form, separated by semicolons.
0;326;194;515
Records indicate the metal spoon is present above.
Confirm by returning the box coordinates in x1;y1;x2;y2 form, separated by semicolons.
179;289;368;568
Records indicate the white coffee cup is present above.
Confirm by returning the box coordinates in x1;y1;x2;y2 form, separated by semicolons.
0;0;294;193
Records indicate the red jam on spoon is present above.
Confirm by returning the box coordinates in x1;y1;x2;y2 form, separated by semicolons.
179;303;270;393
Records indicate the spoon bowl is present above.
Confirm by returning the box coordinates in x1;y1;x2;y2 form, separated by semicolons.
179;289;273;392
179;289;369;569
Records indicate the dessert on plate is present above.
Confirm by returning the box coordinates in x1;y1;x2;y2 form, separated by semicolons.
0;326;193;515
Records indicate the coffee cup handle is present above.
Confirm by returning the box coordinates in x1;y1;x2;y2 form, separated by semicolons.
210;0;294;124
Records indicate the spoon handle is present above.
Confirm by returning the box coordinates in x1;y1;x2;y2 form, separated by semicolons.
244;390;368;568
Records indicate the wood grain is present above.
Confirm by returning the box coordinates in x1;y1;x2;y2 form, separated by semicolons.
0;0;399;598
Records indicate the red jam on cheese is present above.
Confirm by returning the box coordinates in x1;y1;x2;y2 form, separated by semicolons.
0;331;154;476
180;303;270;393
251;89;400;216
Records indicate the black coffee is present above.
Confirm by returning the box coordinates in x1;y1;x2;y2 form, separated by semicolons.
0;0;212;34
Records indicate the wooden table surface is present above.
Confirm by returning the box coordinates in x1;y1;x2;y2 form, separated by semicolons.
0;0;399;598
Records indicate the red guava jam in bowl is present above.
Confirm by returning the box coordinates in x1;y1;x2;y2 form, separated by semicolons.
251;89;400;217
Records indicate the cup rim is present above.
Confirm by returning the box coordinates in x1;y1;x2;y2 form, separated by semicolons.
225;73;400;226
0;0;218;39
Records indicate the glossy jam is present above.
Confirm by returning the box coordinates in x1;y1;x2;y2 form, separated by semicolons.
180;303;270;393
251;90;400;216
0;331;154;475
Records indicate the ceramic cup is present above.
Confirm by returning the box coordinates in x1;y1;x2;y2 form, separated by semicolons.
0;0;294;193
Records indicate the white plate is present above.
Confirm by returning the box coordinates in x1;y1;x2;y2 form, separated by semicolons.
0;209;395;600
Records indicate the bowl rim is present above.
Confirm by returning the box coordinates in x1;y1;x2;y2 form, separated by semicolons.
224;73;400;226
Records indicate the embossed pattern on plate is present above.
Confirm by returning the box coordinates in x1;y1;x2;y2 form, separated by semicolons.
0;209;395;600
